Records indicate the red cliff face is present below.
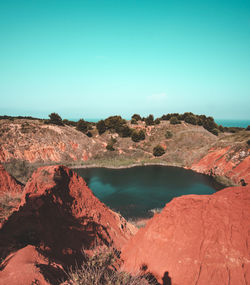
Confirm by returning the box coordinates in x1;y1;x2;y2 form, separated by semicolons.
121;185;250;285
0;165;136;285
0;164;23;194
191;146;250;184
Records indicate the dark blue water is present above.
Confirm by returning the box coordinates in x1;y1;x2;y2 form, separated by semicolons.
215;119;250;128
75;166;224;219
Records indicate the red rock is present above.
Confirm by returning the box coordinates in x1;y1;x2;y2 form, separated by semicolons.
121;185;250;285
0;164;23;194
0;245;62;285
0;165;136;283
191;147;250;184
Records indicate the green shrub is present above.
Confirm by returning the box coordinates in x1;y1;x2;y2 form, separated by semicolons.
48;113;64;126
153;145;165;157
170;116;181;125
165;130;173;139
106;137;117;151
96;120;106;135
247;139;250;146
131;118;138;124
76;119;88;133
154;118;160;125
218;125;224;132
210;128;219;136
246;125;250;131
184;114;197;125
63;119;77;127
117;125;132;137
131;114;141;121
145;114;154;126
131;130;145;142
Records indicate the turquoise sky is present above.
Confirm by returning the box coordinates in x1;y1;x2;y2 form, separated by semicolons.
0;0;249;119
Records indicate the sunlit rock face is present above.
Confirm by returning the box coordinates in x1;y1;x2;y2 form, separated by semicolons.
121;185;250;285
191;146;250;184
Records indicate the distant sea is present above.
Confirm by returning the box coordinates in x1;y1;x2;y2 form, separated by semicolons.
69;118;250;128
215;119;250;128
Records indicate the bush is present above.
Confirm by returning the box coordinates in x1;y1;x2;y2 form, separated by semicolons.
48;113;64;126
131;118;138;124
154;118;160;125
170;116;181;125
117;125;132;137
145;114;154;126
218;125;224;132
165;130;173;139
65;247;151;285
105;116;126;130
106;137;117;151
202;116;218;132
184;114;197;125
153;145;165;157
63;119;77;127
247;139;250;146
246;125;250;131
131;130;145;142
96;120;106;135
210;128;219;136
76;119;88;133
131;114;141;121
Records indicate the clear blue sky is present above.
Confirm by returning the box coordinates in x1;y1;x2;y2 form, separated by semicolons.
0;0;249;119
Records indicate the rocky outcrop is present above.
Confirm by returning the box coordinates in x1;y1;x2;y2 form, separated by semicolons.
121;185;250;285
0;245;63;285
0;164;23;194
191;146;250;184
0;165;136;284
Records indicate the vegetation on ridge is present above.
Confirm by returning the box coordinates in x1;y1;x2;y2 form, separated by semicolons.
65;247;156;285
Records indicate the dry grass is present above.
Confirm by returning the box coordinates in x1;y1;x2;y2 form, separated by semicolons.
64;247;157;285
0;192;21;223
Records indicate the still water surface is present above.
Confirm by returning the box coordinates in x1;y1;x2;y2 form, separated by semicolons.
75;166;223;219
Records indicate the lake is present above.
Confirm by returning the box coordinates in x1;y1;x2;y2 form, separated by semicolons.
75;166;224;220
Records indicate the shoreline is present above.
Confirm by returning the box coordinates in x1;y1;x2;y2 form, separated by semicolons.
70;161;236;189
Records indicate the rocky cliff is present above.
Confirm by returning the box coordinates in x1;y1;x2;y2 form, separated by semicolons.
121;185;250;285
0;165;136;285
191;146;250;184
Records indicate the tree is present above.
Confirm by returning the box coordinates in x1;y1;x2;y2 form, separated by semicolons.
210;128;219;136
184;114;197;125
153;145;165;157
145;114;154;126
117;125;132;137
48;113;64;126
76;119;88;133
154;118;160;125
132;114;141;121
170;116;181;125
131;118;138;125
131;129;145;142
96;120;106;135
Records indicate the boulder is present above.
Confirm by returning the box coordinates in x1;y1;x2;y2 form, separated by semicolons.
121;185;250;285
